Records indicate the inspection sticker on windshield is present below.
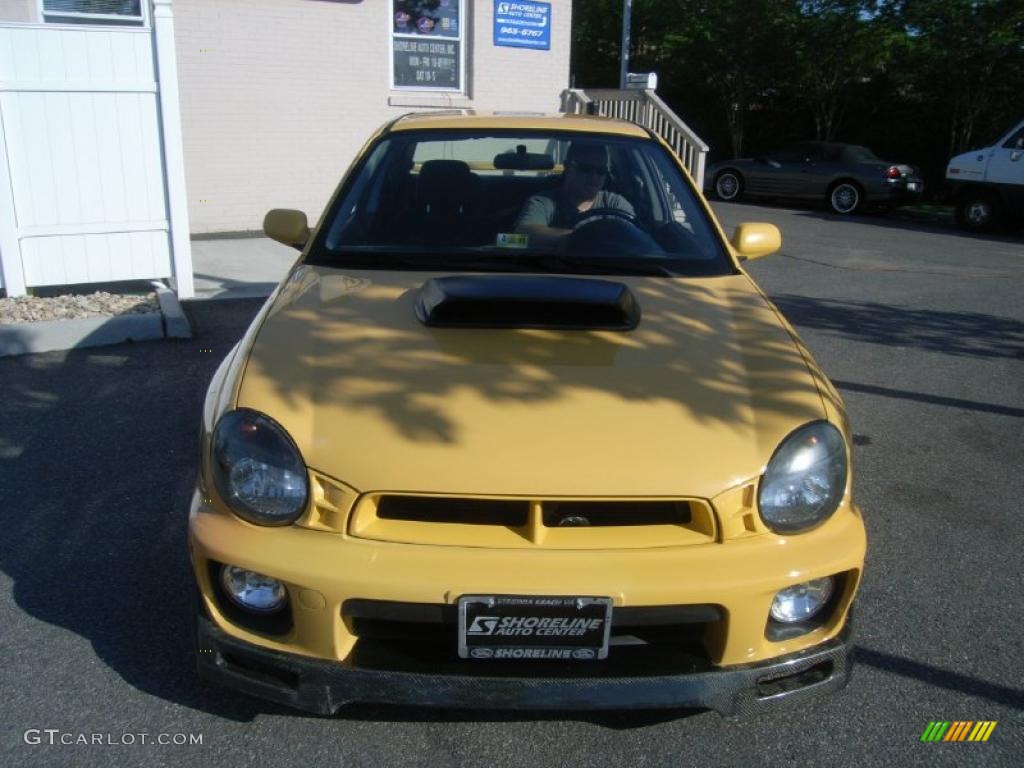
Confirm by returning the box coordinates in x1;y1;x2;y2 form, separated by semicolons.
496;233;529;249
458;595;612;660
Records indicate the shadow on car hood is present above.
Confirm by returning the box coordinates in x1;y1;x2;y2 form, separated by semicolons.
236;266;826;498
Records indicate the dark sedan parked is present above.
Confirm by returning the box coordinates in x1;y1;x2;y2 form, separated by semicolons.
706;141;923;214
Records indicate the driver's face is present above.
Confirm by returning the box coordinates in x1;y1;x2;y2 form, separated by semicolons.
565;151;608;199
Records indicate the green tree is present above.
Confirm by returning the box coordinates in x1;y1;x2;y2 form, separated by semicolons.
569;0;624;88
885;0;1024;156
791;1;896;140
570;0;1023;182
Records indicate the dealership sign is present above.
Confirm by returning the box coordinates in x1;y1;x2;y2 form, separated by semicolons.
494;1;551;50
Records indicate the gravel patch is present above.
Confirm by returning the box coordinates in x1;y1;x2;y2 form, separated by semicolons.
0;291;159;324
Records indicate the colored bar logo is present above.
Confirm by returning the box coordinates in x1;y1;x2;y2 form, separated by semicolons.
921;721;997;742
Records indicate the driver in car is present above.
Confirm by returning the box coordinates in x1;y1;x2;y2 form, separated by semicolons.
514;143;634;250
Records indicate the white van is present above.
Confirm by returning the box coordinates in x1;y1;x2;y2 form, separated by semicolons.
946;119;1024;231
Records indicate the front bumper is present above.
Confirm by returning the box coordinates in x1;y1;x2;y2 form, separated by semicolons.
190;486;866;668
197;613;853;716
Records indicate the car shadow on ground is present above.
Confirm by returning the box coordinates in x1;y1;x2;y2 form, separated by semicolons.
711;199;1024;244
0;296;1019;728
795;209;1024;244
331;704;704;728
855;648;1024;710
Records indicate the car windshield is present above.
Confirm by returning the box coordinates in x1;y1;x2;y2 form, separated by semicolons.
309;129;733;278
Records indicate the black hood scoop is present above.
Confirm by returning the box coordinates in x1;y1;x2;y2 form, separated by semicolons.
415;276;641;330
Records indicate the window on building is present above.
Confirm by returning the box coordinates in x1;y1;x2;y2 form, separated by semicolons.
42;0;146;26
390;0;466;93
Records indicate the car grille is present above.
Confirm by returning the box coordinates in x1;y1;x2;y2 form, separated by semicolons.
341;599;719;676
349;494;717;548
377;496;529;526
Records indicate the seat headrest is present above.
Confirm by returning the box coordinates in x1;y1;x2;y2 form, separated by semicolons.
419;159;473;183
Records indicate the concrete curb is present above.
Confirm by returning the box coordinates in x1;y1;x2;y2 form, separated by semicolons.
0;282;193;358
152;280;193;338
0;313;163;357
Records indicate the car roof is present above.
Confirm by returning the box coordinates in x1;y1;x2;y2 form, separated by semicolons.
389;111;650;138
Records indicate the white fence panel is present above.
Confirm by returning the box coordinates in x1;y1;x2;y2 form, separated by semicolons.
21;230;167;286
0;19;188;295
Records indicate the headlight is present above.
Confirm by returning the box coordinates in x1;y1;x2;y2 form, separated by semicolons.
758;421;847;533
220;565;287;613
211;409;309;526
770;577;834;623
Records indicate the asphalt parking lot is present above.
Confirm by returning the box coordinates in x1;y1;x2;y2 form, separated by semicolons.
1;203;1021;767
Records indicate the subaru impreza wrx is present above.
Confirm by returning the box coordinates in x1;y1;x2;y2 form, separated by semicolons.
189;113;867;717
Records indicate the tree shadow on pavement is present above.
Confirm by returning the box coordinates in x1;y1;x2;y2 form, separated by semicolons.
0;298;279;723
770;294;1024;361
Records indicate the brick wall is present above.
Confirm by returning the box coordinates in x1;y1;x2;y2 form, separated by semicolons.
173;0;573;234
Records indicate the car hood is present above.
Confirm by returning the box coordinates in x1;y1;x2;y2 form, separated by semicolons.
236;266;827;498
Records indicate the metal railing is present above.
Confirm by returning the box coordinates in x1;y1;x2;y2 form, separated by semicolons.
561;88;708;190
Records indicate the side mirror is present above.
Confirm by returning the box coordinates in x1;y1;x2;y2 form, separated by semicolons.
731;223;781;261
263;209;310;250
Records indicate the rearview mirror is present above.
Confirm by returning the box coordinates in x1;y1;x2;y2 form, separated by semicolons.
731;223;781;261
263;209;310;250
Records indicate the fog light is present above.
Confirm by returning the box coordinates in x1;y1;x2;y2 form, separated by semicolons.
770;577;834;623
220;566;287;613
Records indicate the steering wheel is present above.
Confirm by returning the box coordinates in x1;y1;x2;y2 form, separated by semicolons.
566;206;665;258
573;207;638;230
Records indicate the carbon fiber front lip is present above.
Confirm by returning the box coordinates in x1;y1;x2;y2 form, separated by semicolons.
196;617;853;717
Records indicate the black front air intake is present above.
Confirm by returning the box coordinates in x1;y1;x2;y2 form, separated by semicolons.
415;276;641;330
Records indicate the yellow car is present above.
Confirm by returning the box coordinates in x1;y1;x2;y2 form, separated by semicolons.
190;113;866;716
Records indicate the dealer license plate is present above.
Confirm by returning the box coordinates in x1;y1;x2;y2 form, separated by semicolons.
458;595;612;660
